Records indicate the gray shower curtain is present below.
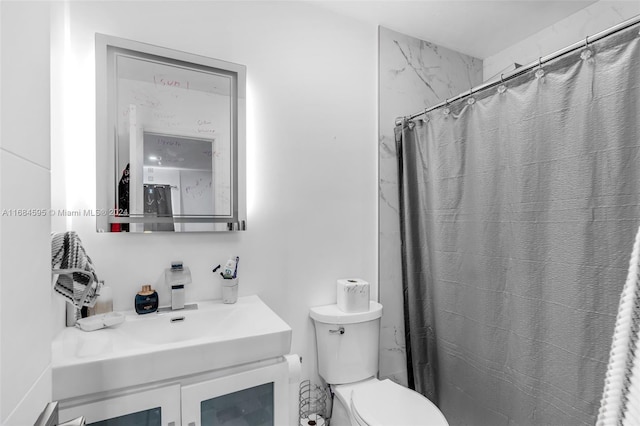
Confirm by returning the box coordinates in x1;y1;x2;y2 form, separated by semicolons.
396;24;640;426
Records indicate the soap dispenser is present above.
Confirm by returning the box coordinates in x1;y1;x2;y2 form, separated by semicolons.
135;285;159;314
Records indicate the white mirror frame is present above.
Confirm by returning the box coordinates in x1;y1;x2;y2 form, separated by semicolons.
95;34;246;232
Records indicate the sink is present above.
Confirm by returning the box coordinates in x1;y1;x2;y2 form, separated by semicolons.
119;300;279;345
52;295;292;401
121;310;217;345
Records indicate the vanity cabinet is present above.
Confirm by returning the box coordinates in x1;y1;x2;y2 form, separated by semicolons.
52;296;296;426
57;359;291;426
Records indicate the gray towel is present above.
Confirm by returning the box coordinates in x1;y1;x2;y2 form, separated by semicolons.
51;231;100;307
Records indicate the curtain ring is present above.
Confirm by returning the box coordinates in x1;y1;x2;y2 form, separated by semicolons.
535;57;546;80
443;99;451;116
500;73;505;83
585;35;590;48
466;87;475;105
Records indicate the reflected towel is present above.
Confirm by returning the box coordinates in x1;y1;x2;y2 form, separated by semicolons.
597;225;640;425
51;231;100;307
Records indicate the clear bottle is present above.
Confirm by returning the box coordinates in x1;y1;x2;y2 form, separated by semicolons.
94;285;113;315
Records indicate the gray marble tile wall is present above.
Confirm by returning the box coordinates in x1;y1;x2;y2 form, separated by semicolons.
378;26;483;386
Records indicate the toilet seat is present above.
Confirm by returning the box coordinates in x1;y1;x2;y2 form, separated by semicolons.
348;379;448;426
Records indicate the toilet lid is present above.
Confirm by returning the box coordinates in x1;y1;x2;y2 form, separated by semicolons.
350;379;448;426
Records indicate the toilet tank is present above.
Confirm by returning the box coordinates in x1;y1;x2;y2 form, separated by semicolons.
310;302;383;384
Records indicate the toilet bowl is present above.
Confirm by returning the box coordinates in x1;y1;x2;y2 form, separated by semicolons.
310;302;448;426
330;377;448;426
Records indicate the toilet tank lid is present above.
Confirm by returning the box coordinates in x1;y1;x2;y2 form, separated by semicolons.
310;301;382;324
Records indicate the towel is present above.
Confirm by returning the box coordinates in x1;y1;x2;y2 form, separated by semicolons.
51;231;101;307
596;225;640;425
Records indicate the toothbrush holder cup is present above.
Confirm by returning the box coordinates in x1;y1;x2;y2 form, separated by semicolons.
221;277;239;304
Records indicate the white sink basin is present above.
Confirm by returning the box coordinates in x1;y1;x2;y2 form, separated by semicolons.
120;301;277;345
121;309;216;345
52;295;292;401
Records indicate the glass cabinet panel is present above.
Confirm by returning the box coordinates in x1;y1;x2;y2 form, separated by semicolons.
59;384;180;426
89;407;161;426
181;362;289;426
201;382;273;426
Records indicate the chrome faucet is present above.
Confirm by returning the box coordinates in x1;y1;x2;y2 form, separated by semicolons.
171;284;185;310
160;261;197;312
159;283;197;313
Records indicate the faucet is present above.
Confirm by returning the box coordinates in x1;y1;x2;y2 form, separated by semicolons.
162;261;194;312
171;284;185;310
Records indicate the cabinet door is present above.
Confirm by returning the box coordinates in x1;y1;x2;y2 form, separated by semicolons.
59;384;181;426
181;362;288;426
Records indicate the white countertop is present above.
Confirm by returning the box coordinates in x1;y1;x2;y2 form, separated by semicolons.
52;295;292;400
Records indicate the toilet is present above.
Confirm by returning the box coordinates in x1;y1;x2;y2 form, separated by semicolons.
310;302;448;426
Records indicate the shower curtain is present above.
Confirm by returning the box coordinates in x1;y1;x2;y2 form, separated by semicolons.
396;24;640;426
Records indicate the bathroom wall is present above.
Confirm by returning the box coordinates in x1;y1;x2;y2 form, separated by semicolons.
484;0;640;80
51;0;378;383
378;26;483;386
0;2;52;424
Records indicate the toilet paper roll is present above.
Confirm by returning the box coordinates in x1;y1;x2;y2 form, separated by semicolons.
285;354;302;384
337;278;370;313
300;414;326;426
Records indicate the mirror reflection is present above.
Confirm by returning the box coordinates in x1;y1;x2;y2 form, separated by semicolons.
96;34;246;232
140;133;227;232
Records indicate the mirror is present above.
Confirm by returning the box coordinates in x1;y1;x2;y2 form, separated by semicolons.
95;34;246;232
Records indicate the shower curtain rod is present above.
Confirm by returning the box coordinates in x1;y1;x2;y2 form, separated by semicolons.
395;13;640;126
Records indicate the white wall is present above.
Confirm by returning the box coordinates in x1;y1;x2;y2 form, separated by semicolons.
0;2;52;424
51;0;378;383
484;0;640;81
